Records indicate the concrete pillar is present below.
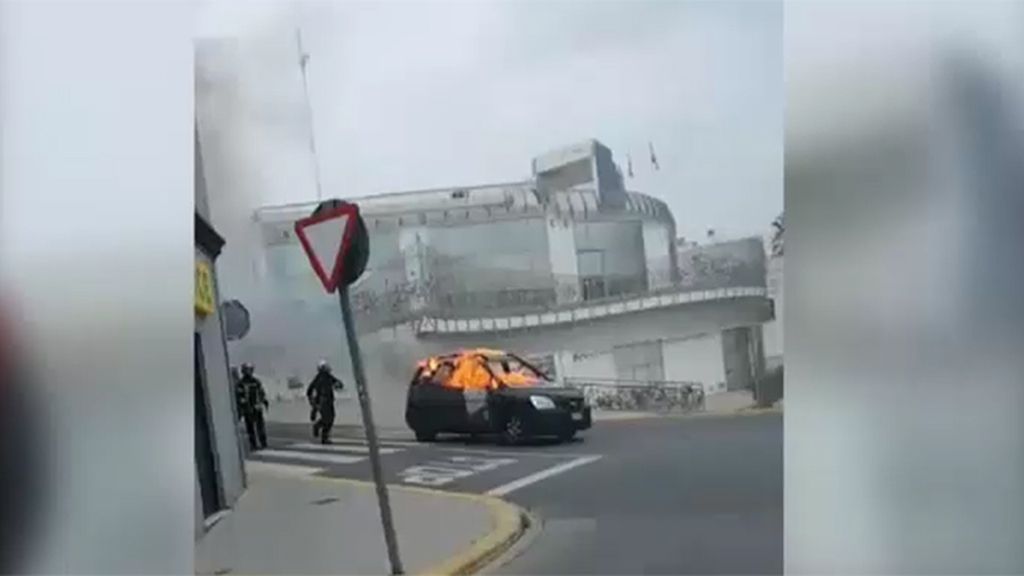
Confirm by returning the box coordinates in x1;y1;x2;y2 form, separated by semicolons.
721;325;768;394
546;217;581;304
748;324;766;385
398;227;430;313
721;327;753;392
642;220;673;290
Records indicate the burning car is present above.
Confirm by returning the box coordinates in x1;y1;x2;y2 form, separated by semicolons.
405;349;591;444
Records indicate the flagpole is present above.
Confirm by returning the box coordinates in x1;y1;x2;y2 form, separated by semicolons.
297;27;323;202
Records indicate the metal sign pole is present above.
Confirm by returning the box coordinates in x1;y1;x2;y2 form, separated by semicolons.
338;285;404;575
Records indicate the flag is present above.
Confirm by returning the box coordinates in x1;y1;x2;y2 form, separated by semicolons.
627;154;634;178
648;141;660;171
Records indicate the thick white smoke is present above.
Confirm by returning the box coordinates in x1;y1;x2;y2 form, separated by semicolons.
196;11;326;390
194;12;435;424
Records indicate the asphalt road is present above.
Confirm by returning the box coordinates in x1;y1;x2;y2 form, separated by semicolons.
260;421;602;494
259;413;782;574
493;414;783;575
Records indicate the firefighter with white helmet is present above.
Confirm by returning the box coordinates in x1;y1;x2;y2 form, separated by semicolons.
307;360;343;444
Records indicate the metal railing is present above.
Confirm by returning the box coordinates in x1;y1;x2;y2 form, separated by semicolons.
348;264;675;327
278;250;770;332
564;378;706;413
414;285;768;335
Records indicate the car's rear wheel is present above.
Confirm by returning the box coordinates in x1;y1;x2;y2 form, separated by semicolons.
414;428;437;442
500;415;525;445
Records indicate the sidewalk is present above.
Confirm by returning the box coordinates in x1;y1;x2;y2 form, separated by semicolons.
704;390;757;413
592;410;659;421
196;468;523;575
700;390;783;416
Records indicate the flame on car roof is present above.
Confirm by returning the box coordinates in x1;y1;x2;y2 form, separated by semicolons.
415;348;540;390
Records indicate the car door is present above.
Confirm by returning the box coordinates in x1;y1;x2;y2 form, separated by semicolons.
411;362;468;432
451;355;497;432
463;386;490;432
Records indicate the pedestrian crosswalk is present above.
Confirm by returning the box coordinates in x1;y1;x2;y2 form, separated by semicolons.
257;449;365;465
285;442;403;455
246;438;411;477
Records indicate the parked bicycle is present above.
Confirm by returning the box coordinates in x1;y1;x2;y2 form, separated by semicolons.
570;379;706;414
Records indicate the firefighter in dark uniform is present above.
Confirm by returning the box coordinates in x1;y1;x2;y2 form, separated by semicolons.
236;362;269;451
307;360;342;444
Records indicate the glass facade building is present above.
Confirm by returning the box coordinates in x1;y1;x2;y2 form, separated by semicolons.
254;140;678;329
241;140;770;398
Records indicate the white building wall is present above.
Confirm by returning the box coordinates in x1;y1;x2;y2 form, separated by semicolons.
662;333;727;394
642;220;672;290
612;340;665;381
546;217;580;303
575;220;645;277
554;349;616;380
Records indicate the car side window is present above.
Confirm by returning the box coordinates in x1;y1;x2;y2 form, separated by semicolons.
451;356;494;390
434;363;454;386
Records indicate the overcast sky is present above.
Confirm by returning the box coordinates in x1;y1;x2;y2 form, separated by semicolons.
198;1;782;241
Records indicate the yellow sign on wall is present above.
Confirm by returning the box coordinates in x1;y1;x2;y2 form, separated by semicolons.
195;260;216;317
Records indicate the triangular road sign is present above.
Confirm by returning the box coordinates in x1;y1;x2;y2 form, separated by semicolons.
294;203;360;293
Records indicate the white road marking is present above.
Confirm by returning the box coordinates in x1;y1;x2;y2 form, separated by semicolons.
331;438;422;448
268;436;420;448
256;449;365;465
436;446;591;459
400;465;476;486
287;442;402;455
399;456;517;487
245;460;323;477
485;455;603;497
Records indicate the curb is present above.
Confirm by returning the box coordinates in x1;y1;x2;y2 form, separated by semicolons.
305;476;527;576
591;411;660;422
475;507;542;575
736;404;784;415
683;405;784;419
416;492;526;576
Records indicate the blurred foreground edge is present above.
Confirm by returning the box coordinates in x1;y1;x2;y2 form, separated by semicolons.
0;302;47;574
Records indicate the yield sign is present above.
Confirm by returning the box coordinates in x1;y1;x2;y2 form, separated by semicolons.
294;202;360;293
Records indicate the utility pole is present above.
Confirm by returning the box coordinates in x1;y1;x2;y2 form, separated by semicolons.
339;285;404;575
294;202;403;575
296;27;323;202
